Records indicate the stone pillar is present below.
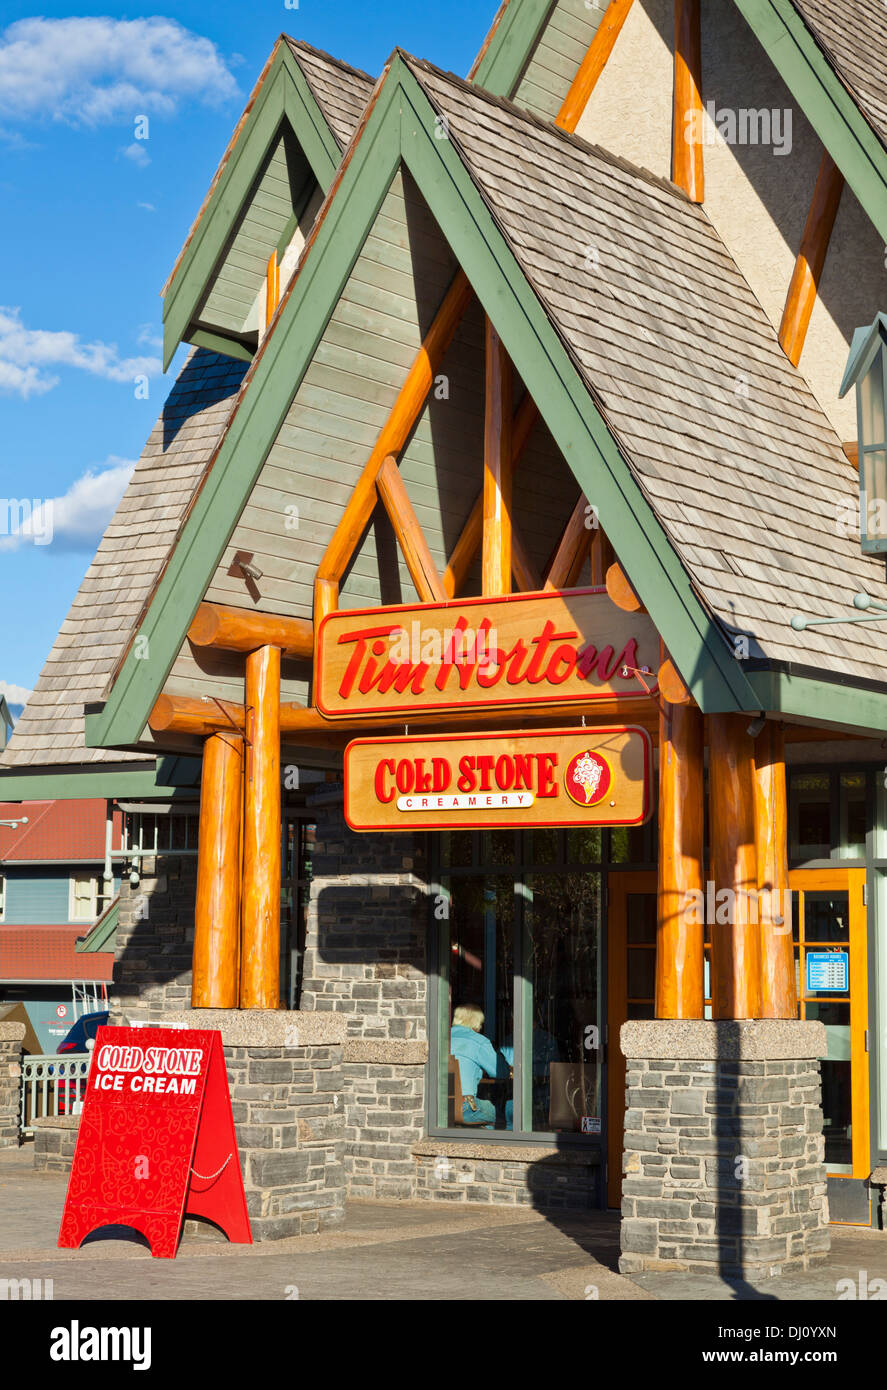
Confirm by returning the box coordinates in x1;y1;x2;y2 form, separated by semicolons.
619;1020;830;1277
0;1022;24;1146
135;1010;347;1240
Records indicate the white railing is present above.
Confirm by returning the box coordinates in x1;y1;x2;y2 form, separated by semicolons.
20;1054;90;1137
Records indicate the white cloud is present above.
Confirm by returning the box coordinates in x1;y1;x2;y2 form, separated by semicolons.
0;457;136;553
0;680;32;707
137;323;162;351
137;201;155;212
0;307;161;398
121;140;150;167
0;17;238;127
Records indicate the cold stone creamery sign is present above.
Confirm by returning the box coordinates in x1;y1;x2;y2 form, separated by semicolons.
344;727;652;831
317;588;658;720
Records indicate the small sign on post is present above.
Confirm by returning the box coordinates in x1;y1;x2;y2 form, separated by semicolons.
58;1027;251;1259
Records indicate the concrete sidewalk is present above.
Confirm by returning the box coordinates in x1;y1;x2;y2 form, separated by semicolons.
2;1147;886;1300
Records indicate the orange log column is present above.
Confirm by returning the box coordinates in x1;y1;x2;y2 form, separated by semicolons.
709;714;762;1019
754;721;797;1018
240;644;282;1009
656;682;705;1018
193;731;243;1008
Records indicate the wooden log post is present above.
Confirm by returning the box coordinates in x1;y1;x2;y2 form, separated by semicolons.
754;721;797;1019
193;731;243;1008
673;0;704;203
778;152;844;367
555;0;637;133
240;644;282;1010
656;673;705;1018
709;713;762;1019
482;318;513;597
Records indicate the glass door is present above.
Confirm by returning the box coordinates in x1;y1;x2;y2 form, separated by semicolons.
789;868;869;1202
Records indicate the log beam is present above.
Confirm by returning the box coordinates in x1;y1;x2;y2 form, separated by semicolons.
192;731;243;1008
545;494;591;590
657;656;693;706
188;602;313;659
482;318;513;597
754;721;797;1019
376;455;447;602
511;525;542;593
314;269;473;621
657;685;704;1018
240;645;281;1010
709;713;762;1019
778;152;844;367
673;0;704;203
443;390;539;598
556;0;637;133
265;250;279;330
605;561;645;612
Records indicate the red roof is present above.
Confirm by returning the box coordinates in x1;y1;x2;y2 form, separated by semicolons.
0;926;113;982
0;800;120;863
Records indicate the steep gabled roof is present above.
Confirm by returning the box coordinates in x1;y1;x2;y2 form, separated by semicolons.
77;52;887;747
0;927;114;984
161;37;376;369
408;59;887;685
0;800;116;863
0;350;247;770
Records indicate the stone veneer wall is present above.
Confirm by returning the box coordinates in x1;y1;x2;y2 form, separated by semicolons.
302;784;429;1198
33;1116;78;1172
0;1022;24;1146
112;856;197;1018
619;1021;831;1277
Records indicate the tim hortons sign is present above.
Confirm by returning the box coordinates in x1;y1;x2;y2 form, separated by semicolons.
344;726;652;831
317;588;658;719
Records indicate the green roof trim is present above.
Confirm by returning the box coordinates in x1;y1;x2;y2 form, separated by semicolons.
86;55;764;747
471;0;554;97
161;41;344;371
188;329;255;364
0;763;200;802
733;0;887;242
839;313;887;397
747;667;887;734
76;895;119;955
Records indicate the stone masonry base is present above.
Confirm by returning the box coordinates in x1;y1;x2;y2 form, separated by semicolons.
33;1116;78;1173
0;1024;24;1147
619;1020;830;1278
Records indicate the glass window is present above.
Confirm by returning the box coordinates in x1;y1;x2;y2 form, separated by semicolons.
0;874;4;919
790;773;831;860
435;829;615;1139
69;875;98;921
838;774;866;859
525;871;602;1135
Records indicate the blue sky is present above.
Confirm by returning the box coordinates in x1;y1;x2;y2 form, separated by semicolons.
0;0;491;712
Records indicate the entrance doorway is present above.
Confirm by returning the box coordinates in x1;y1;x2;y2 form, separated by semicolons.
607;871;656;1208
790;868;870;1223
606;867;870;1218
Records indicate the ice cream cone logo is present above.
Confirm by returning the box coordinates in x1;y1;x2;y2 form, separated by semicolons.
564;749;612;808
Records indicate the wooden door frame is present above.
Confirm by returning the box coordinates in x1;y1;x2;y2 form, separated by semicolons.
607;870;657;1208
788;866;870;1181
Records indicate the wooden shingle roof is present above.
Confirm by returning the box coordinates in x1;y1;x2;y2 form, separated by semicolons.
405;57;887;684
286;39;375;150
792;0;887;148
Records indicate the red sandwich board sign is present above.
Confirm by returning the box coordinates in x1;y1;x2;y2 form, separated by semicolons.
58;1027;251;1259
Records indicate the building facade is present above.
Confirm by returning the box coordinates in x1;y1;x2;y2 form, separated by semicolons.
5;0;887;1270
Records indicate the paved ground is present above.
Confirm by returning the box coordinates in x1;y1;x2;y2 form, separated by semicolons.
2;1147;887;1300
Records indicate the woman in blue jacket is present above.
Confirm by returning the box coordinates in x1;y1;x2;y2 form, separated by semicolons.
450;1004;512;1129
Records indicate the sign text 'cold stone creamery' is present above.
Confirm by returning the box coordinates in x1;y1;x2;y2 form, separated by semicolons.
317;589;658;720
345;727;652;831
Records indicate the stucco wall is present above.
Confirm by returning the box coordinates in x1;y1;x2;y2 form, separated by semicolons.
574;0;885;441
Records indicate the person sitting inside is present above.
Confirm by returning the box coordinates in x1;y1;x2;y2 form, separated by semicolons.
450;1004;512;1129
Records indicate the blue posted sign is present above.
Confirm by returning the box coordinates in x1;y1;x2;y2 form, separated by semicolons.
806;952;849;994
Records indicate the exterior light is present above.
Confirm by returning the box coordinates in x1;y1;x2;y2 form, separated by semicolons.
840;313;887;554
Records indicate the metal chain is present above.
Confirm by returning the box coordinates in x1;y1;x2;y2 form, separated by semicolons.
190;1152;232;1182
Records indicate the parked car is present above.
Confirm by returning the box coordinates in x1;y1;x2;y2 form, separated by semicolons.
56;1010;108;1055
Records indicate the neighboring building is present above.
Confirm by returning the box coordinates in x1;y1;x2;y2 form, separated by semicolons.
0;800;118;1051
6;0;887;1274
